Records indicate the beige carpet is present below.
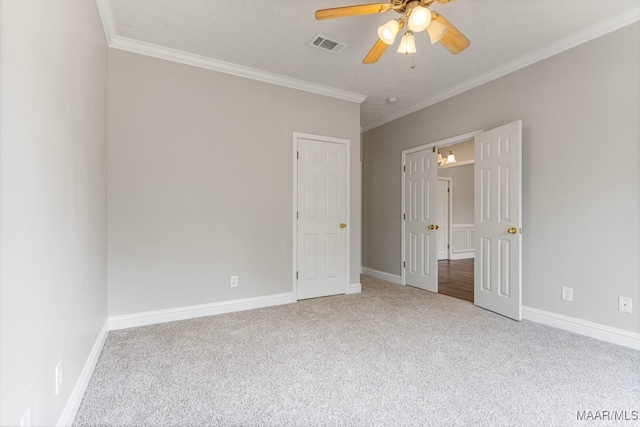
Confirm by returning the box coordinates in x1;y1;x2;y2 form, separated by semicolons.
74;275;640;426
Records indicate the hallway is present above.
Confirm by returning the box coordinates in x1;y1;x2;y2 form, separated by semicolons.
438;258;474;302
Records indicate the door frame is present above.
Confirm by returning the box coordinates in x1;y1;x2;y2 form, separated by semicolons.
292;132;351;299
401;130;482;286
438;177;453;260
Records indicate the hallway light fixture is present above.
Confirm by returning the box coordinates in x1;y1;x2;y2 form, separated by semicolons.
438;150;457;166
446;151;456;163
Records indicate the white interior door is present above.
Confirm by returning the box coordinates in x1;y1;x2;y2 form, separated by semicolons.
474;120;522;320
437;178;450;260
297;137;347;300
404;148;438;292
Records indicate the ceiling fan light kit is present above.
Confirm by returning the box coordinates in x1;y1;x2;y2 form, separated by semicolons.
377;19;401;44
407;6;431;32
397;31;417;54
426;15;448;44
315;0;470;64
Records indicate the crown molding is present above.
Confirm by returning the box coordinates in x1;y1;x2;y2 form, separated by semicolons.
361;5;640;132
96;0;116;45
95;1;366;104
110;37;368;103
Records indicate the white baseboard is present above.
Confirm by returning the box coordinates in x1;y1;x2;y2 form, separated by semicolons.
361;267;402;285
61;292;296;425
57;321;110;427
109;292;296;330
347;282;362;294
449;252;474;260
523;306;640;350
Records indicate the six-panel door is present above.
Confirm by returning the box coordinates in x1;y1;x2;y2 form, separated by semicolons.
297;138;348;300
474;121;523;320
404;149;438;293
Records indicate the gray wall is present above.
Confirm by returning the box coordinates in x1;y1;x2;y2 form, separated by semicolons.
439;164;474;224
363;23;640;333
0;1;108;425
107;50;361;316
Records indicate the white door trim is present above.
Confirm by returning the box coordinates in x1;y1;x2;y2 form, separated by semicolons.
401;130;482;286
438;177;453;260
292;132;351;299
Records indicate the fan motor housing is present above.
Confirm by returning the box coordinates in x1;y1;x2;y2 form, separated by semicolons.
394;0;453;13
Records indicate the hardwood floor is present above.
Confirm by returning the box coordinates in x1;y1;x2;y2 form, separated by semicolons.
438;258;474;302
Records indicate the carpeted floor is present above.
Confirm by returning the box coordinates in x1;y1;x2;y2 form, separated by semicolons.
74;275;640;427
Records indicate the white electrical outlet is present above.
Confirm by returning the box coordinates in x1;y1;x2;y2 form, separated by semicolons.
20;407;32;427
230;276;238;288
55;360;62;396
561;287;573;302
619;297;633;314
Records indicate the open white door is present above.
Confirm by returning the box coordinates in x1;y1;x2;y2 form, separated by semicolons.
297;137;348;300
474;120;523;320
404;148;438;292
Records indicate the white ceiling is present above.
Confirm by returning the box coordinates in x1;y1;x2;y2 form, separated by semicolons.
103;0;640;130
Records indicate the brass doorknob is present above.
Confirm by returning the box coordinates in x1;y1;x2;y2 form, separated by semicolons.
507;227;517;234
340;223;347;229
428;225;435;230
435;225;440;230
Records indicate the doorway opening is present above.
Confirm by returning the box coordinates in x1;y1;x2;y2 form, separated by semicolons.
401;130;480;295
401;120;523;321
437;139;475;302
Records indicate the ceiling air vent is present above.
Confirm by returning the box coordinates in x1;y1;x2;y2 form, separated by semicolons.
308;34;347;54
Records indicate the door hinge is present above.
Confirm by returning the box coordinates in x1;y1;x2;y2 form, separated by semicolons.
296;271;299;279
403;213;406;220
297;151;299;159
403;165;406;172
447;244;450;249
403;261;406;268
448;188;450;193
297;211;299;219
433;147;436;153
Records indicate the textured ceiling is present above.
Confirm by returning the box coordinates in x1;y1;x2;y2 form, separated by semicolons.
107;0;640;130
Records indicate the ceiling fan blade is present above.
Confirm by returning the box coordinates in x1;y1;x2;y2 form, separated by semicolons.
363;39;390;64
431;13;470;55
315;3;394;20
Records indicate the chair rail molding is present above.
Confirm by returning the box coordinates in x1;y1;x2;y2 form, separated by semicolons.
450;224;475;260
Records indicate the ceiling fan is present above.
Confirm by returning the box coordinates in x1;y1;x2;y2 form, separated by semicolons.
315;0;470;64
